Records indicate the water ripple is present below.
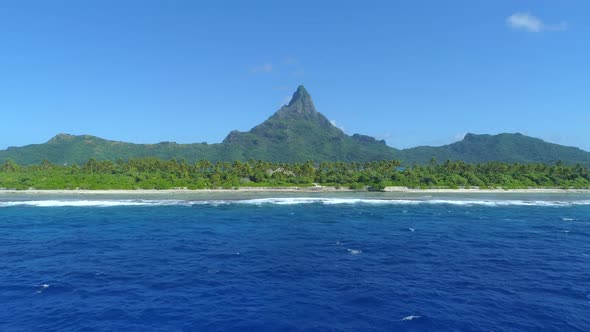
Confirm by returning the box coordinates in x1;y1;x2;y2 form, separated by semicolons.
1;200;589;331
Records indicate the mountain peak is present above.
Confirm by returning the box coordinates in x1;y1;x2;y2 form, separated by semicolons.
463;133;477;140
47;133;74;143
289;85;310;102
284;85;316;114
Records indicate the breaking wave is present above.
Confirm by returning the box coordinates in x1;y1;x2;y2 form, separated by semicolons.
1;197;590;208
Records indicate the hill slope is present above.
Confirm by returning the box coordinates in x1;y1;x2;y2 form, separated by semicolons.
399;133;590;166
0;134;221;165
219;86;395;162
0;86;589;166
0;86;394;164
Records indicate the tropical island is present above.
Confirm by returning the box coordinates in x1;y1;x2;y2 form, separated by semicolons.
1;86;589;167
1;86;589;192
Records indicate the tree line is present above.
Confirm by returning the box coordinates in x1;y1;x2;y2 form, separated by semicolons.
0;158;588;190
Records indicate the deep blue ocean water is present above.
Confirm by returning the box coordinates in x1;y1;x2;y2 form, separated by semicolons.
1;193;590;331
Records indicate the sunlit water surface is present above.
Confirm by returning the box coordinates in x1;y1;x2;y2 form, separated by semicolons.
1;192;589;331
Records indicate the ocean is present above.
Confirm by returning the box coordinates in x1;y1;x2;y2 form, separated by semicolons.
1;192;589;331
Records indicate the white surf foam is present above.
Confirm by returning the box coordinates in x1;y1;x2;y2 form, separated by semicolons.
237;197;590;207
35;283;50;293
236;197;395;205
347;249;362;255
1;197;589;207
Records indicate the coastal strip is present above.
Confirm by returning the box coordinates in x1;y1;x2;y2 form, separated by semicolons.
1;187;589;195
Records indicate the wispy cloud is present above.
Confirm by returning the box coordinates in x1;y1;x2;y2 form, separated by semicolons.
454;132;466;141
250;63;274;74
330;120;345;131
506;12;567;32
281;95;292;106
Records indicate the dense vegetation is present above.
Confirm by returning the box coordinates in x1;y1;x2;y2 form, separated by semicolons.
220;85;393;162
1;158;588;190
1;86;588;166
398;133;590;166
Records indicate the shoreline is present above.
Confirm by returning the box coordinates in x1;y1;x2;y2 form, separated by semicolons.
1;187;589;195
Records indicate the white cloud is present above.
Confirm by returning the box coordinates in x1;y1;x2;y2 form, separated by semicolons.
454;132;466;141
251;63;273;74
330;120;345;131
507;12;543;32
507;12;567;32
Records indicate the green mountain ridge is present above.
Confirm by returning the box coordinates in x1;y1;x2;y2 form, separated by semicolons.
219;86;395;162
398;133;590;166
1;86;589;166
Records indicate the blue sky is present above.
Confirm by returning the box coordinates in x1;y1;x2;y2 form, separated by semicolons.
1;1;589;151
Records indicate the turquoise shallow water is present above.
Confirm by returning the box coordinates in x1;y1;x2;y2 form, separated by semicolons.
1;193;589;331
